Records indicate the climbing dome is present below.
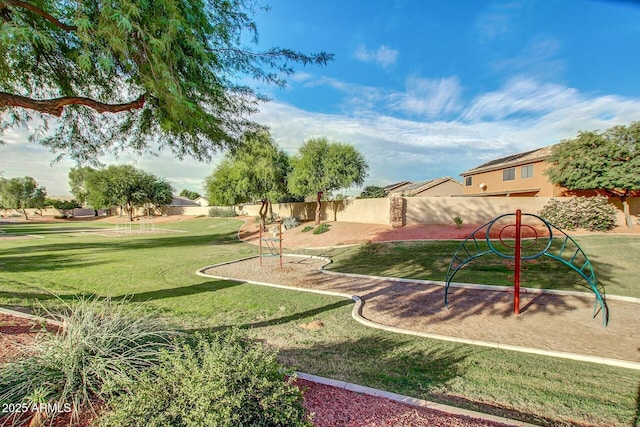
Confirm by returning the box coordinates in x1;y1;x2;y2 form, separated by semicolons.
444;211;608;326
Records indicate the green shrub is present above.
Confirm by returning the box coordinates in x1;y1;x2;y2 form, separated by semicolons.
209;207;237;217
539;196;617;231
452;216;463;229
96;331;312;427
282;216;300;230
301;226;314;233
0;297;179;426
312;223;330;235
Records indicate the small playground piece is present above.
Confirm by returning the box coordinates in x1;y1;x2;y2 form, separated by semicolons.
259;220;283;269
445;210;608;326
113;214;156;235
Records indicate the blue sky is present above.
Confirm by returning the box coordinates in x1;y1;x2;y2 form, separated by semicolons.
2;0;640;196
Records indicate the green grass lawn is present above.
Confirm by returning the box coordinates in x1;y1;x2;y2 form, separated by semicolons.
0;218;639;426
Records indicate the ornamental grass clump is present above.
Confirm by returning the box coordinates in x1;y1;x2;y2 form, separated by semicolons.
0;296;180;426
312;223;330;235
96;330;312;427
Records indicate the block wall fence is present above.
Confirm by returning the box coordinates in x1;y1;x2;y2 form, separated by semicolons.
13;196;638;228
238;196;640;228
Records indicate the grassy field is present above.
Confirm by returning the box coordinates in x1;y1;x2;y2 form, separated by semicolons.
1;218;639;426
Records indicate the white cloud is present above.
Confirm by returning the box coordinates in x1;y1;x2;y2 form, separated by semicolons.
493;36;565;80
353;44;398;68
463;77;579;121
253;78;640;185
4;76;640;195
388;76;463;118
475;1;526;43
0;124;218;196
308;75;463;119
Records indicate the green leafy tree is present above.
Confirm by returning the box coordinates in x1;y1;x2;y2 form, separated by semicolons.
142;176;174;213
85;165;173;220
0;0;332;163
204;130;289;229
44;197;81;216
68;166;96;213
179;189;201;200
545;121;640;228
0;176;46;219
288;138;368;225
360;185;387;199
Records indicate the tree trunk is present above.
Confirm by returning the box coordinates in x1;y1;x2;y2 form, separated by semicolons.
21;208;28;221
315;191;323;225
94;210;98;217
621;196;634;229
259;199;269;231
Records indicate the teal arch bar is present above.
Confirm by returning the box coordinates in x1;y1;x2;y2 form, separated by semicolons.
444;212;608;327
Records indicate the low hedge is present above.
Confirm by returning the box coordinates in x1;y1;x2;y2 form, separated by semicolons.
539;196;617;231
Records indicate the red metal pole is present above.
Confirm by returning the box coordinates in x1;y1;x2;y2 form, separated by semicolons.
259;223;263;267
279;221;283;269
514;209;522;315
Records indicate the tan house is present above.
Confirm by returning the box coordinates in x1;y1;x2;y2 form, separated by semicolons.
385;177;463;197
170;195;210;206
460;146;564;197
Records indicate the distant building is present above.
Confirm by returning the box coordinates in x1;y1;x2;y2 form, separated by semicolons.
171;196;199;206
171;195;210;207
460;146;561;197
385;177;463;197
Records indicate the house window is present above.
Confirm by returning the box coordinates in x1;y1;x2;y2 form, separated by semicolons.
521;165;534;179
465;176;472;186
503;168;515;181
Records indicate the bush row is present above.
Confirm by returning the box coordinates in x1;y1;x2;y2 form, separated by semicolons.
539;196;617;231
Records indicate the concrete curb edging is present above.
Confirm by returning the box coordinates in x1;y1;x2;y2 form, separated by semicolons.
197;255;640;371
295;371;540;427
0;306;63;326
349;297;640;370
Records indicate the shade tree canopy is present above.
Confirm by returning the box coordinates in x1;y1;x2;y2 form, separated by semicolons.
0;0;332;164
179;189;201;201
288;138;368;224
545;121;640;228
204;130;289;228
82;164;173;220
68;166;94;207
0;176;46;219
360;185;387;199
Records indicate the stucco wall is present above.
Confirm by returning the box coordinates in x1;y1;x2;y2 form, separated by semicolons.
11;196;637;229
240;198;390;225
405;197;554;225
239;196;638;228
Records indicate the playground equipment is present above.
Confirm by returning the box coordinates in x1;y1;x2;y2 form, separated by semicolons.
114;215;132;235
445;210;608;326
113;214;156;235
259;220;283;269
138;214;156;232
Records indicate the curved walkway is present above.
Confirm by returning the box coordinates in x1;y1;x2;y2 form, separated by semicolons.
198;255;640;370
